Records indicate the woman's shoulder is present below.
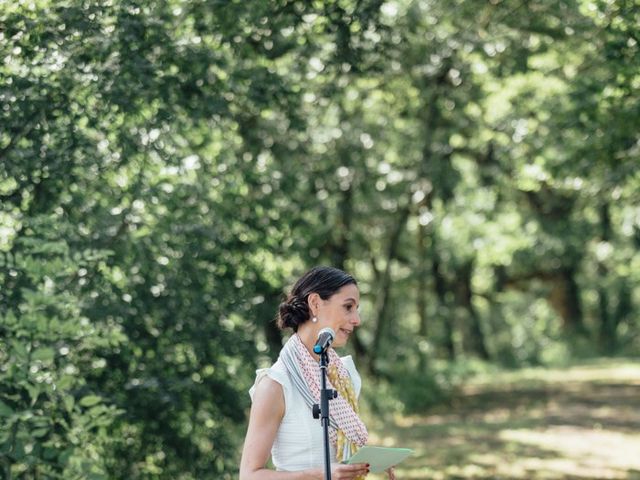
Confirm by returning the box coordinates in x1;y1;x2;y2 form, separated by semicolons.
249;359;290;401
251;371;284;400
248;371;286;425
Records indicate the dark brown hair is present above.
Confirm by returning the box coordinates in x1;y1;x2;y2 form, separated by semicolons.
277;266;357;332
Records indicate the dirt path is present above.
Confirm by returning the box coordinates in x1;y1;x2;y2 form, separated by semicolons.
366;360;640;479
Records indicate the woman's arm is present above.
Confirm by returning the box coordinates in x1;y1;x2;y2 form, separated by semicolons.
240;377;319;479
239;377;369;480
240;376;290;479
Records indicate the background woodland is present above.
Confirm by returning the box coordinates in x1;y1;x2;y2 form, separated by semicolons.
1;0;638;478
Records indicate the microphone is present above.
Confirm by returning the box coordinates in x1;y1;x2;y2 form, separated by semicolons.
313;327;335;354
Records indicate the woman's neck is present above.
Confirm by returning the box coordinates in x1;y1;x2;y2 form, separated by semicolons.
296;323;320;360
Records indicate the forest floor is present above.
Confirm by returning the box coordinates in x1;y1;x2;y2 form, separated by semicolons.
366;358;640;479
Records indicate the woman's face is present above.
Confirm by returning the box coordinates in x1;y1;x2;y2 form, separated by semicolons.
315;283;361;348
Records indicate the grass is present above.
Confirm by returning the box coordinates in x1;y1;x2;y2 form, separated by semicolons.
364;359;640;479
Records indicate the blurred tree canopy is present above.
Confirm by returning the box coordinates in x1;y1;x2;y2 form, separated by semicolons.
1;0;638;478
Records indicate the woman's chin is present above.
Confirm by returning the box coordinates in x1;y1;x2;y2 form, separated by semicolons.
333;333;350;348
331;338;345;348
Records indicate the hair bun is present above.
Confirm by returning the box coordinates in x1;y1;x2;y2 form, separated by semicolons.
277;296;309;331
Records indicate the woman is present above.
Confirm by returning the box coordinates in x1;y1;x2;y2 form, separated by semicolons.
240;266;396;480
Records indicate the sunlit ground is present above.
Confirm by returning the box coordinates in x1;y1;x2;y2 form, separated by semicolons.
366;360;640;479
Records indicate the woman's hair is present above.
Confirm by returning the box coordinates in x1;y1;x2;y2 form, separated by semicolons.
277;266;357;332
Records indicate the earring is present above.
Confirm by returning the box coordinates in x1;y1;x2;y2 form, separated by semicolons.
312;316;318;323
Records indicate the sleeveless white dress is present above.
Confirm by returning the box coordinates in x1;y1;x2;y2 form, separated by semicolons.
249;355;362;471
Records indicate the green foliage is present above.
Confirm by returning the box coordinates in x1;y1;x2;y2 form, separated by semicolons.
387;368;448;415
1;0;639;476
0;215;125;479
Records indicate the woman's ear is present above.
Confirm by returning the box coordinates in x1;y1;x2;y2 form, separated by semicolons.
307;292;320;316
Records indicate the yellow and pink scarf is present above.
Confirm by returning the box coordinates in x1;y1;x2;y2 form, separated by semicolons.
279;333;368;462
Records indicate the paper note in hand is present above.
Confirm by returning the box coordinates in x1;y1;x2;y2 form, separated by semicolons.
345;446;413;473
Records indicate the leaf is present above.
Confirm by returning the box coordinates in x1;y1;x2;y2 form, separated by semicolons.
11;340;28;361
88;473;108;480
57;374;76;390
87;405;108;418
79;395;102;407
64;395;74;413
58;447;73;466
25;383;41;406
32;347;55;362
0;400;14;417
31;427;49;438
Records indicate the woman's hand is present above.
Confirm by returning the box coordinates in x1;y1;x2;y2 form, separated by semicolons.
385;466;396;479
329;462;369;479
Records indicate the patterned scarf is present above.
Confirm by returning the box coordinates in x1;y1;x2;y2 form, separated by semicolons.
279;333;368;464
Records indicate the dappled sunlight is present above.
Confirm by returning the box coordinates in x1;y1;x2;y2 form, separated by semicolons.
466;361;640;390
499;426;640;476
366;361;640;479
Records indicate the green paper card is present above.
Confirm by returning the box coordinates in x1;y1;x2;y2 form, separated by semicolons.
345;446;413;473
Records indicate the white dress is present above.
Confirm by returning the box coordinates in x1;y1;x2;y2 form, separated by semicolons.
249;355;362;471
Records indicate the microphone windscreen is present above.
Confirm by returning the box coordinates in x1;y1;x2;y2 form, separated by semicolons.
318;327;335;339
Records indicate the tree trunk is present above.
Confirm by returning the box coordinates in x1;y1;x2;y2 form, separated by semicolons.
614;280;632;333
350;329;367;366
597;202;616;353
502;267;586;335
547;266;586;334
252;277;284;361
432;241;455;360
368;204;411;375
416;216;429;370
455;259;490;360
331;183;353;270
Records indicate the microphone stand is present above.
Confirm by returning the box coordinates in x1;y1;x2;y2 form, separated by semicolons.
312;349;336;480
